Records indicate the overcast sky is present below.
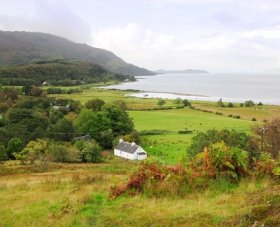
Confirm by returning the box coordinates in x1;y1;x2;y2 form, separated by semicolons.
1;0;280;72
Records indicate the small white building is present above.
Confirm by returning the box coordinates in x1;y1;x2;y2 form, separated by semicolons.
114;139;147;160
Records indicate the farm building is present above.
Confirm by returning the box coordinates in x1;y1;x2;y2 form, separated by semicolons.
114;139;147;160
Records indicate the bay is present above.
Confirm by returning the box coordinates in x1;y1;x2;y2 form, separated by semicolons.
105;73;280;105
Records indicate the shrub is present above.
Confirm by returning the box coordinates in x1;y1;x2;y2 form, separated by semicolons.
157;98;166;107
14;139;49;164
251;117;257;121
75;140;102;163
252;117;280;159
190;142;248;179
228;102;234;108
6;137;23;159
85;98;105;112
48;143;81;163
188;129;251;158
217;99;224;107
254;152;276;177
182;99;191;107
244;100;255;107
110;163;186;199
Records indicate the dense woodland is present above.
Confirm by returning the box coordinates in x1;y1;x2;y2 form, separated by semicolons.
0;60;135;86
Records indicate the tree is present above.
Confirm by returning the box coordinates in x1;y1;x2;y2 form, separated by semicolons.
48;109;64;124
157;98;166;107
74;109;112;148
112;100;128;110
244;100;255;107
48;118;75;141
217;98;224;107
75;105;134;148
188;129;251;158
30;87;44;97
48;143;80;163
14;139;49;164
228;102;234;108
22;85;32;96
182;99;191;107
79;140;102;163
6;137;23;159
85;98;105;111
252;117;280;158
103;104;134;136
173;98;182;107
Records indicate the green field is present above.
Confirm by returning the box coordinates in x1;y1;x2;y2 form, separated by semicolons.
129;109;253;163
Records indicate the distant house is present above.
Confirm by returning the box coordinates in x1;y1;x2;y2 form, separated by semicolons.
42;81;51;86
114;139;147;160
73;134;92;141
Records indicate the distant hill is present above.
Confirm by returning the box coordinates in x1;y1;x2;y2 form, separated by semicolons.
0;60;135;86
0;31;153;76
157;69;209;74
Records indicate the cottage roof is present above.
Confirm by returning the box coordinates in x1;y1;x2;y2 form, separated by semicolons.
73;134;92;141
115;141;140;154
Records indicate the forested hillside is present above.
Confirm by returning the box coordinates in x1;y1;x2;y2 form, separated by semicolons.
0;31;153;76
0;60;135;86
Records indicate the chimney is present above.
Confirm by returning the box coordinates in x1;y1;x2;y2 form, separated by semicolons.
131;142;136;146
119;138;123;143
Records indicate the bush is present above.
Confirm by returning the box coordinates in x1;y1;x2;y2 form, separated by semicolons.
157;98;166;107
75;140;102;163
228;102;234;108
215;112;223;115
85;98;105;112
251;117;257;121
6;137;23;159
217;99;224;107
188;129;251;158
48;143;81;163
244;100;255;107
182;99;191;107
252;117;280;158
191;142;248;179
14;139;49;164
254;152;276;177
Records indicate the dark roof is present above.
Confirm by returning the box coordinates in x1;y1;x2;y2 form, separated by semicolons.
137;152;147;155
115;141;140;154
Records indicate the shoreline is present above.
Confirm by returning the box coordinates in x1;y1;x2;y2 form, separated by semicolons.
101;75;280;105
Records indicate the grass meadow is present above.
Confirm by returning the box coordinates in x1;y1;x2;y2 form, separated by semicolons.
0;160;277;227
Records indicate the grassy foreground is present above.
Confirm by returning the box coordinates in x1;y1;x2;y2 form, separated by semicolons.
0;160;278;227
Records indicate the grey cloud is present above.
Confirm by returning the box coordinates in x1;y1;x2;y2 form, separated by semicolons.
0;0;91;43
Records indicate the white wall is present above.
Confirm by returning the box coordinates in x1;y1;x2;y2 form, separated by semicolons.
114;147;147;160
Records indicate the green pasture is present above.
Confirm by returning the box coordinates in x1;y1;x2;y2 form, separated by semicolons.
129;109;254;164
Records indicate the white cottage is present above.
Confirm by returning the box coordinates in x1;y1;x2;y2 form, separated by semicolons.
114;139;147;160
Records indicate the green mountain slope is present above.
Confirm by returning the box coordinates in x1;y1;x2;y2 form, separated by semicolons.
0;31;153;76
0;60;135;86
